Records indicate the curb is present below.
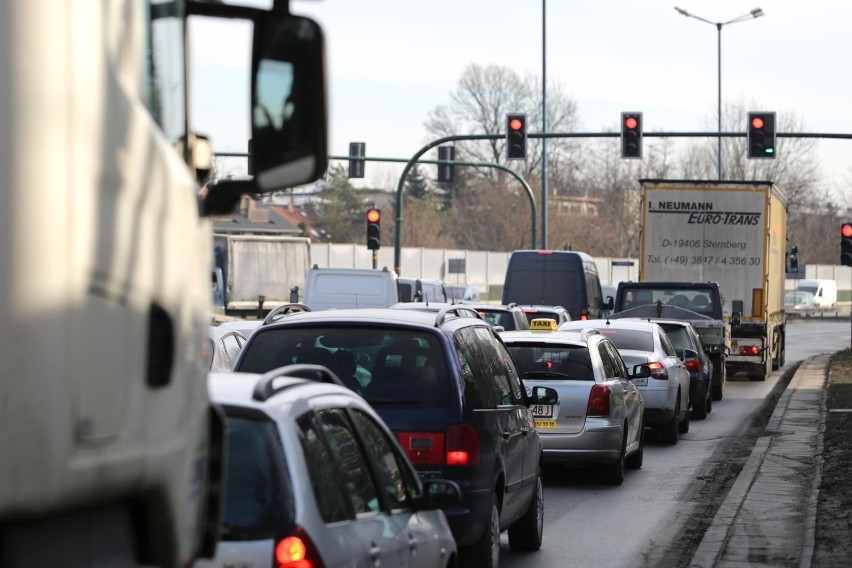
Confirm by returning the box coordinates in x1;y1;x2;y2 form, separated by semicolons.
689;355;829;568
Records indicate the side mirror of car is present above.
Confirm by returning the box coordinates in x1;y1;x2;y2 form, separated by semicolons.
682;348;698;362
529;386;559;406
421;479;463;511
603;296;614;310
631;364;651;379
731;300;743;329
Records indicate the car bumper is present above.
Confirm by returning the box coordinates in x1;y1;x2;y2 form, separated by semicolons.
539;418;624;464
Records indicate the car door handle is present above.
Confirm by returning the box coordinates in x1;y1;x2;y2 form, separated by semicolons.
368;542;382;563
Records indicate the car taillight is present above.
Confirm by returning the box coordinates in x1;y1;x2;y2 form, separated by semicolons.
587;384;611;417
580;308;589;321
446;423;480;466
647;361;667;379
275;526;324;568
739;345;762;356
397;432;445;465
685;358;701;373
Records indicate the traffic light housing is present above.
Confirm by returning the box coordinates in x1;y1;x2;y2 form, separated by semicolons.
506;113;527;160
366;208;381;250
349;142;366;178
621;112;643;159
437;146;455;182
747;112;776;159
841;223;852;266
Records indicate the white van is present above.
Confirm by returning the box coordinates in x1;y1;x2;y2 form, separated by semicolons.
794;279;837;309
304;267;399;310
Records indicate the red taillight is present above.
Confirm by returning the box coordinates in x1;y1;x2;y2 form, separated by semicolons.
685;358;701;373
587;384;611;416
446;423;480;466
647;361;667;379
276;527;324;568
739;345;762;356
397;432;445;465
580;308;589;321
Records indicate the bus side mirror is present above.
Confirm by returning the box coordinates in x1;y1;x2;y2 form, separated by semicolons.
787;246;799;274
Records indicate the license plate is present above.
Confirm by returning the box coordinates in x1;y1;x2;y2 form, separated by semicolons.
535;420;557;429
532;404;553;418
633;378;648;387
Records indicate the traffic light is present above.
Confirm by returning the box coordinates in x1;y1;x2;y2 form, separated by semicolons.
349;142;366;178
747;112;776;159
621;112;643;159
841;223;852;266
366;208;381;250
437;146;455;182
506;113;527;160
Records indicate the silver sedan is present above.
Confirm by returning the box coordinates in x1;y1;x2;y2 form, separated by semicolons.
501;325;645;485
560;319;692;445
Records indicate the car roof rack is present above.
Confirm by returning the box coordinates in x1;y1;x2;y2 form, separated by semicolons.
252;364;344;402
262;302;311;326
434;305;483;327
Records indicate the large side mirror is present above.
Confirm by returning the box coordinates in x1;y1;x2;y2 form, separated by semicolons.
421;479;463;511
682;348;698;362
731;300;743;329
631;364;651;379
788;245;799;274
603;295;614;310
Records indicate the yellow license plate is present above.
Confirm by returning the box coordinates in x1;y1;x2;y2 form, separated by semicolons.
535;420;558;429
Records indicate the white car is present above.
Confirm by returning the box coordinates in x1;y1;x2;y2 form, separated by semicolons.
206;326;247;372
200;366;461;568
560;319;692;445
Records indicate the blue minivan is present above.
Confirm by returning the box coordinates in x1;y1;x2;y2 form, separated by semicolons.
501;250;607;320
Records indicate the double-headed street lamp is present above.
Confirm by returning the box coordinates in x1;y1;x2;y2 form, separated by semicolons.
674;6;764;180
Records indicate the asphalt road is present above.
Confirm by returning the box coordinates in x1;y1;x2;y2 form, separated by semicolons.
498;319;852;568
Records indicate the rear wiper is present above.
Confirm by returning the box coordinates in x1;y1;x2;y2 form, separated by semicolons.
365;399;421;406
523;371;570;379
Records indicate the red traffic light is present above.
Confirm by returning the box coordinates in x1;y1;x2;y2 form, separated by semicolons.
509;118;523;131
366;209;381;223
842;223;852;238
751;116;765;129
624;117;638;130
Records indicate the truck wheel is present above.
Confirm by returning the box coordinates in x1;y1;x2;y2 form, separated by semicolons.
772;333;783;371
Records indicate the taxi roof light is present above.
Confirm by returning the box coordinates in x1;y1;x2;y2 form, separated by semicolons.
529;318;558;331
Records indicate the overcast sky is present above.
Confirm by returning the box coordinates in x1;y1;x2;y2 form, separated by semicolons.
193;0;852;196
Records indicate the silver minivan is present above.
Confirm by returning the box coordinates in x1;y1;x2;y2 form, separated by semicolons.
200;366;461;568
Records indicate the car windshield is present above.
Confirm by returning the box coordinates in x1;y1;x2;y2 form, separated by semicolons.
477;309;521;330
220;414;295;541
238;326;453;407
796;286;818;296
596;328;654;351
507;344;594;381
621;288;715;316
786;291;813;304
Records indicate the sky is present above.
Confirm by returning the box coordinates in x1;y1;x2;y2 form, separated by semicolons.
192;0;852;198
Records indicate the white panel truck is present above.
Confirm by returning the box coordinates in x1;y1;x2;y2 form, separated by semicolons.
0;1;326;566
639;180;790;382
212;235;312;318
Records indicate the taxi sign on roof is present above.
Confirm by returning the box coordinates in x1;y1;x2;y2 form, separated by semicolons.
529;318;558;331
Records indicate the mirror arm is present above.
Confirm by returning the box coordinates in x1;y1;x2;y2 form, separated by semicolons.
186;1;263;19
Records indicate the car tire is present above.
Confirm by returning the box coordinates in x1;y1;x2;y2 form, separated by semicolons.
625;422;644;470
706;389;712;413
711;358;724;401
601;434;626;485
659;399;680;445
508;474;544;551
692;386;708;420
461;496;500;568
678;399;691;434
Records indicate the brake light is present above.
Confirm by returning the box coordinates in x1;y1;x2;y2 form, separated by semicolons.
647;361;667;379
580;308;589;321
739;345;762;356
275;526;324;568
397;432;444;465
446;424;480;466
685;358;701;373
587;384;611;416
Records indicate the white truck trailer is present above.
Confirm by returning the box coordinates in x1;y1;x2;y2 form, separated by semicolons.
0;1;327;565
639;180;789;381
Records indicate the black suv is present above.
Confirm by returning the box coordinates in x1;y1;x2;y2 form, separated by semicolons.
233;306;558;568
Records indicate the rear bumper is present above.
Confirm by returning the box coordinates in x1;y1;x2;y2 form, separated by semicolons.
539;419;624;464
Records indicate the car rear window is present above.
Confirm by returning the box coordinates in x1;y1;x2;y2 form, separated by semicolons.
507;344;594;381
477;309;521;330
596;329;654;352
221;413;295;541
238;326;453;407
660;324;692;354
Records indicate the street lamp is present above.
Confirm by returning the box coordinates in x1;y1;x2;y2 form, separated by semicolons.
674;6;764;180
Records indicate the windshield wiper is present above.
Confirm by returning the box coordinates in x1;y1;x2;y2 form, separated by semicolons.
523;371;570;379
